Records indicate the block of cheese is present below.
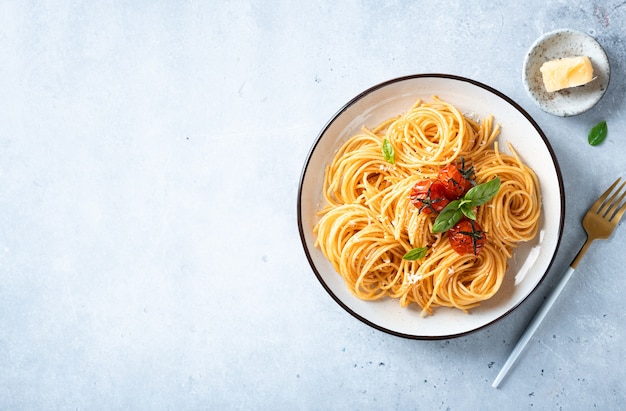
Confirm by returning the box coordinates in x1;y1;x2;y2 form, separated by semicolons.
539;56;594;92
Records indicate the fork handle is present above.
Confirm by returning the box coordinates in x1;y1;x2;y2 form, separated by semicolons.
571;237;593;269
493;236;595;388
492;264;577;388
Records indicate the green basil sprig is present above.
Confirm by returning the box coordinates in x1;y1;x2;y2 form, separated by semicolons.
382;138;395;164
402;247;427;261
432;176;500;233
588;120;608;146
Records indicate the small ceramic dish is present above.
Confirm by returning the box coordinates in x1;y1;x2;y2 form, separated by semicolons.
522;28;610;117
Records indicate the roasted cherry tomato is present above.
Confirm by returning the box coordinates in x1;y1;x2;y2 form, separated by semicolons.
448;219;486;256
438;159;474;200
410;179;450;214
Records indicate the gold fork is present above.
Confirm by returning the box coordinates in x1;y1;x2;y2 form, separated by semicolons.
492;177;626;388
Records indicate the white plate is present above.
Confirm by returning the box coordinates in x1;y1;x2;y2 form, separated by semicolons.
523;28;610;117
298;74;564;339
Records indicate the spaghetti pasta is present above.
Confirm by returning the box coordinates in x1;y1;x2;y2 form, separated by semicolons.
313;97;541;316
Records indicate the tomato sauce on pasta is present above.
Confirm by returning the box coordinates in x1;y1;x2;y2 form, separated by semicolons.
313;98;541;316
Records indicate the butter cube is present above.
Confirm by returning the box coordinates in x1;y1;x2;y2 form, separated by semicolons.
539;56;594;92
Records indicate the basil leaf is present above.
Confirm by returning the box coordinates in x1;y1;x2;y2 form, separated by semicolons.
382;138;395;164
460;203;476;220
432;200;464;233
588;120;608;146
464;176;500;206
402;247;428;261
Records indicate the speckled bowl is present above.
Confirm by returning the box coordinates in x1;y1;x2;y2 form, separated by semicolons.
523;28;610;117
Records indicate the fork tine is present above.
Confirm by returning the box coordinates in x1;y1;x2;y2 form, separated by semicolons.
598;181;626;218
609;192;626;223
600;180;626;218
593;177;622;214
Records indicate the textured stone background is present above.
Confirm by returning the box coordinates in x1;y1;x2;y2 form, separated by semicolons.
1;1;625;409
